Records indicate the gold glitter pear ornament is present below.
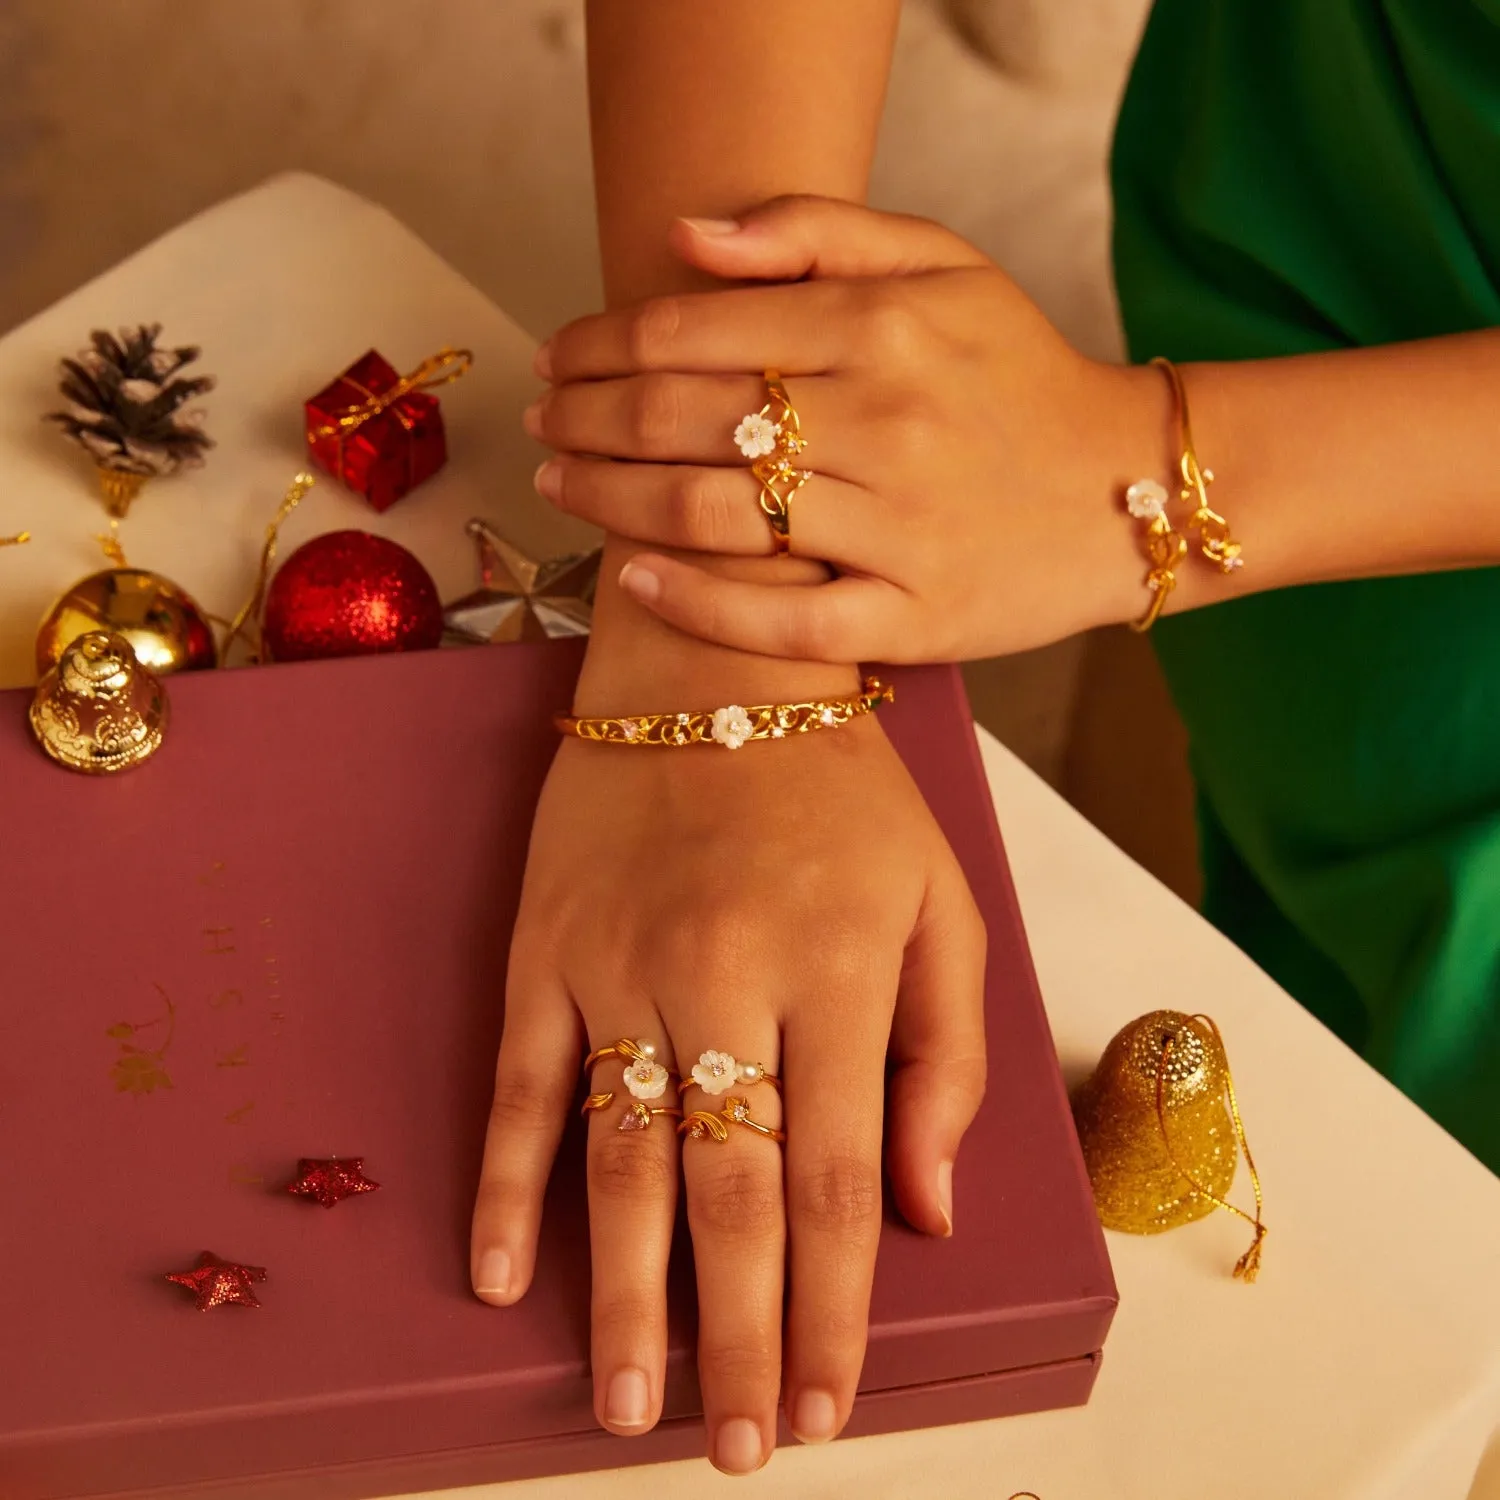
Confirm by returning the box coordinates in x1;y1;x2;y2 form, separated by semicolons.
30;630;169;774
1071;1010;1266;1281
36;567;217;677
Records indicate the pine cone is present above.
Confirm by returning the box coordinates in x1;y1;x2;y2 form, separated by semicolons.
47;324;215;478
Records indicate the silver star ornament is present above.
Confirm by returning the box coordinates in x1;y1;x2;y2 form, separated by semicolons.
443;518;601;643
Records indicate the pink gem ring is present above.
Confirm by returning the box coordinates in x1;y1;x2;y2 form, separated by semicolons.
581;1093;684;1133
678;1049;782;1099
679;1095;785;1145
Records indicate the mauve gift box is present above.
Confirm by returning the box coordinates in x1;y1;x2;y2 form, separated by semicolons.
0;643;1115;1499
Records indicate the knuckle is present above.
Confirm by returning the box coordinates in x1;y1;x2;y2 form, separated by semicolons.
883;399;939;467
629;374;683;451
698;1341;777;1390
626;296;682;367
592;1293;659;1342
859;288;925;361
488;1071;558;1136
791;1150;882;1234
675;469;735;550
589;1131;677;1202
693;1158;783;1235
653;899;755;979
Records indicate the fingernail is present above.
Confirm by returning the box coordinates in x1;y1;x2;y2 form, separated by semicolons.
790;1389;838;1445
473;1248;511;1301
713;1417;764;1475
522;395;547;439
532;340;553;380
680;216;741;236
533;459;562;502
618;560;661;603
937;1160;954;1236
603;1367;651;1430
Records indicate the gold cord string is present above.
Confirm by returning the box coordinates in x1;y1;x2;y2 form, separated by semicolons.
1;531;30;547
309;348;473;443
218;471;318;665
1153;1016;1267;1281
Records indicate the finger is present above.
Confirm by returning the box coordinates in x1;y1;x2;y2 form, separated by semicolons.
886;858;988;1237
537;456;885;571
470;961;582;1306
526;371;859;475
616;554;922;664
678;1034;786;1475
541;280;861;382
671;195;991;282
583;1026;681;1437
782;986;893;1445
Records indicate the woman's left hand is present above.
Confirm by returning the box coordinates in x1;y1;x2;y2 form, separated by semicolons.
525;196;1163;665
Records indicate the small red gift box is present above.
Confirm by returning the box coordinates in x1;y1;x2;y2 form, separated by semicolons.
304;347;470;512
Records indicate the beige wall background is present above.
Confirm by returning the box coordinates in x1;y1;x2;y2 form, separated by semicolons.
0;0;1195;897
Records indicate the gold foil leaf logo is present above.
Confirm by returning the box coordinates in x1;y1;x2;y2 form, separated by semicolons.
106;983;175;1095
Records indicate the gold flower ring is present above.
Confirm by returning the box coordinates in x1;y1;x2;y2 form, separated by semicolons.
583;1037;678;1110
732;369;812;556
678;1095;786;1145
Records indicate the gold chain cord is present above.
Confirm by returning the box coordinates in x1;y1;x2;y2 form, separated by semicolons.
556;676;893;748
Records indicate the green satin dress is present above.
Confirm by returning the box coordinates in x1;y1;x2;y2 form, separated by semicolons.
1112;0;1500;1170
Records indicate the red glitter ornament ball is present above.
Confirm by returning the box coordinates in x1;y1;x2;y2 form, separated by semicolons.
262;530;444;663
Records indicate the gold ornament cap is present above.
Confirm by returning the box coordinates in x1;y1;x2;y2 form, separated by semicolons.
30;630;169;775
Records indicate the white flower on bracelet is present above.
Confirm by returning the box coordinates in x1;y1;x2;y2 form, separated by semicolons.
624;1057;670;1100
1125;478;1169;521
692;1050;738;1095
710;705;754;750
733;412;780;459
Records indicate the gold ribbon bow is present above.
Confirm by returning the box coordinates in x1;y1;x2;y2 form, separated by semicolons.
311;347;474;443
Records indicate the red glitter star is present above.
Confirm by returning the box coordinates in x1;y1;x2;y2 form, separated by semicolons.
165;1251;266;1311
285;1156;381;1208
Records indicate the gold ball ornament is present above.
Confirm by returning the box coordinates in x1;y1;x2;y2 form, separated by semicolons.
1071;1011;1266;1279
29;631;168;775
35;568;217;678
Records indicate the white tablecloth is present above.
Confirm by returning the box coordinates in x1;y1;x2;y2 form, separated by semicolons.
3;174;1497;1500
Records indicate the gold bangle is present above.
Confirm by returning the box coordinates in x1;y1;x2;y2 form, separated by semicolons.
556;676;893;749
1123;357;1242;633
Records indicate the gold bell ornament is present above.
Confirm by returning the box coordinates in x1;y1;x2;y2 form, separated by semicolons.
35;526;217;677
30;630;169;774
1071;1010;1266;1281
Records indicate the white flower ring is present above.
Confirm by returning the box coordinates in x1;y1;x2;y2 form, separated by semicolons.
691;1050;738;1095
733;411;780;459
623;1057;670;1101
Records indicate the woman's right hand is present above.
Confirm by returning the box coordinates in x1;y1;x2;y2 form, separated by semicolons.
528;196;1171;666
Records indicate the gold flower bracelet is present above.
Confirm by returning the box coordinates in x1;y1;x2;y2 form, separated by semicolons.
1123;357;1243;632
556;676;892;750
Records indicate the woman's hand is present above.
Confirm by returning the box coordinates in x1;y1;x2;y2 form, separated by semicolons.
526;196;1165;664
468;711;985;1473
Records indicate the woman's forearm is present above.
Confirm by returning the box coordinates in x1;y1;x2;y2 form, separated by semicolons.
1148;330;1500;617
573;1;899;711
587;0;899;307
